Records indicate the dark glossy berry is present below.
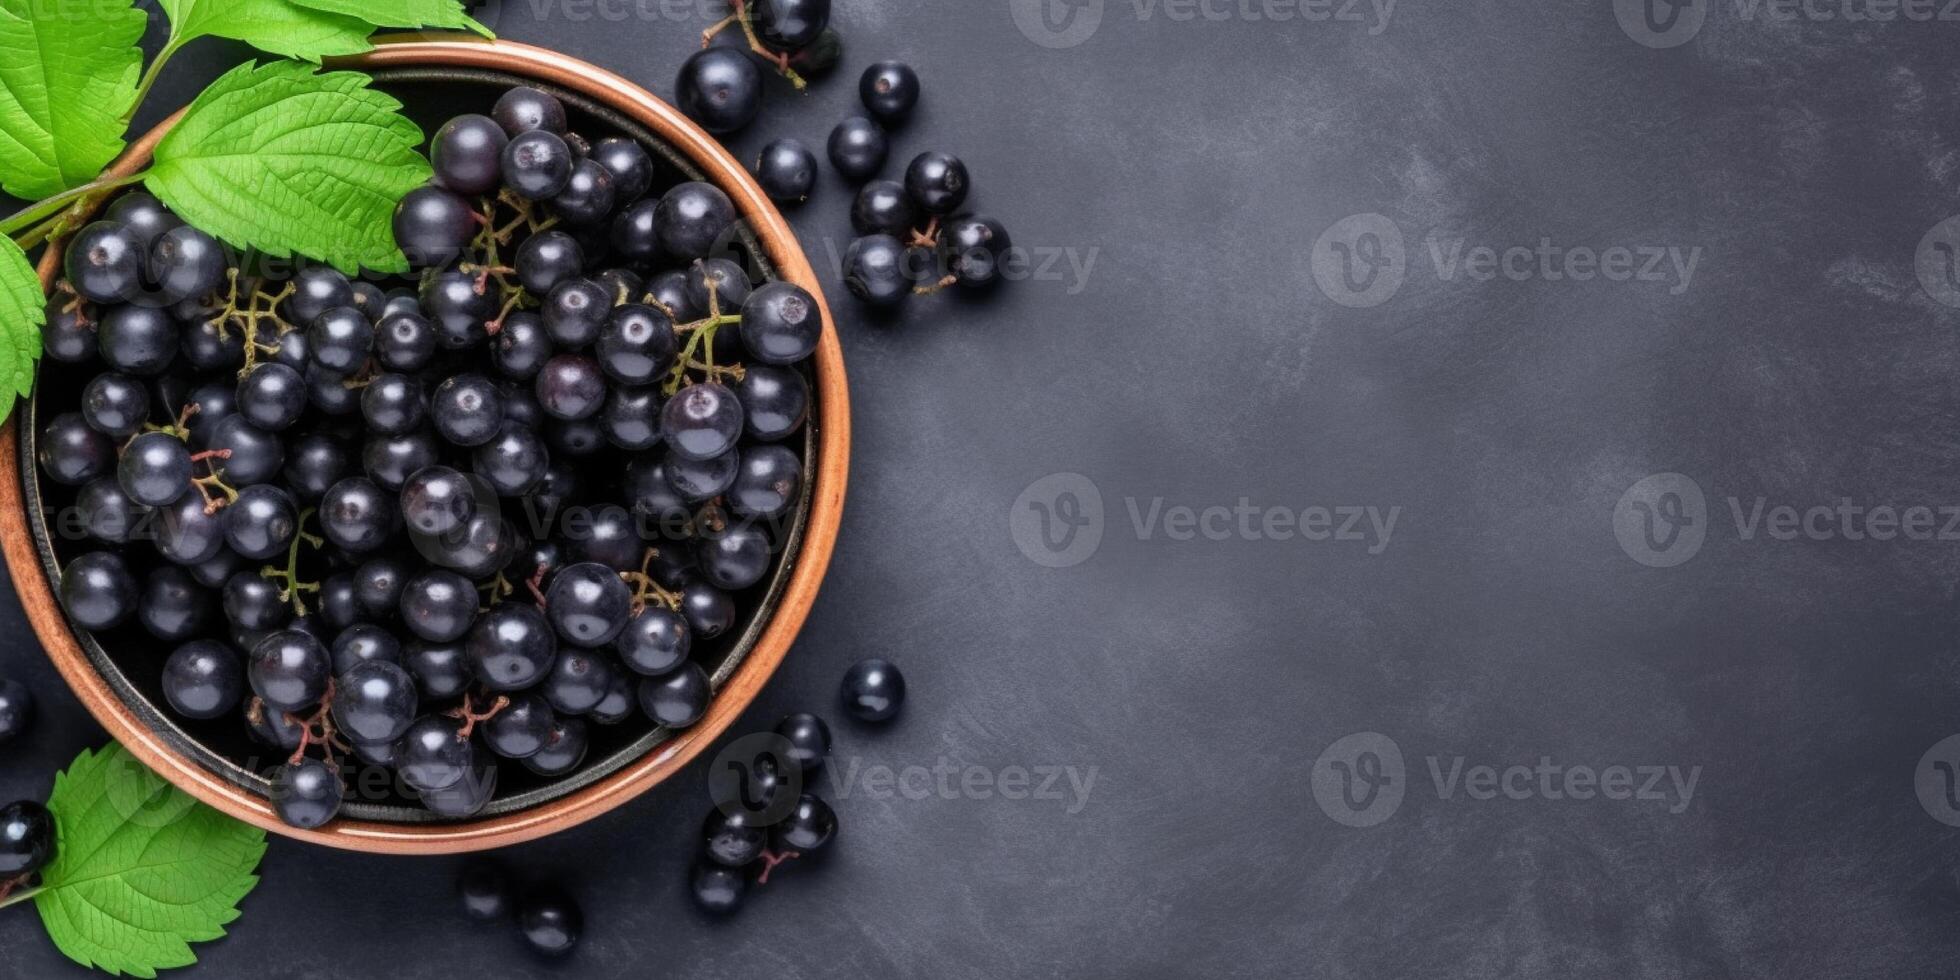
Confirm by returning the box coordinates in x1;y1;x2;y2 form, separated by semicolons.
703;808;766;867
665;449;739;503
940;215;1013;288
426;373;504;447
136;566;209;642
270;758;342;829
104;193;182;252
609;199;662;264
676;47;762;135
350;281;387;320
156;492;226;564
841;658;905;722
685;257;751;313
355;556;415;618
308;306;373;373
552;158;616;226
421;760;498;817
98;304;179;375
541;647;615;715
60;551;137;630
65;221;144;303
223;484;298;560
0;680;32;744
249;630;331;713
523;715;588;776
363;428;439;491
595;386;659;451
207;414;284;484
420;270;494;349
400;465;476;537
305;364;358;416
317;575;360;631
393;182;479;268
543;278;611;348
159;640;244;719
406;640;474;700
828;117;888;183
181;315;245;371
400;568;477;642
616;606;690;677
330;622;402;673
332;660;418;744
285;266;355;326
594;304;678;386
359;372;424;435
503;129;574;200
43;298;98;363
752;0;830;49
472;421;549;496
734;365;806;442
491;310;554;381
638;661;710;728
690;861;747;914
246;695;304;750
39;412;113;485
234;362;306;432
740;282;821;364
376;310;439;371
321;477;397;553
535;355;607;421
426;510;520;579
754;138;818;204
0;801;56;877
493;86;567;137
644;270;701;322
860;60;920;126
590;137;654;203
484;692;555;759
662;382;743;461
773;793;837;852
433;114;509;195
851;179;918;238
905;151;970;215
681;580;735;639
589;671;636;725
115;433;190;509
515;230;583;294
519;891;581;956
399;714;475;792
843;234;910;309
545;562;631;648
467;603;558;692
149;225;226;304
729;444;802;520
458;861;510;920
776;712;831;771
655;182;737;262
698;521;771;590
80;372;148;438
76;478;147;544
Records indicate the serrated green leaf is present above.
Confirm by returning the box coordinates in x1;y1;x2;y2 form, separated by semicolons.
289;0;491;35
0;235;42;410
159;0;378;63
33;745;267;980
0;0;146;200
145;60;431;276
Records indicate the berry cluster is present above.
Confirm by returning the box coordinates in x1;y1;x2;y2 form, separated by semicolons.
692;712;839;914
675;0;843;135
38;84;821;830
456;861;583;957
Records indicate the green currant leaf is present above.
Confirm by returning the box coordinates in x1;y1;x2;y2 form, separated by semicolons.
145;60;432;276
158;0;378;63
33;744;268;979
0;0;146;200
0;234;42;409
288;0;491;36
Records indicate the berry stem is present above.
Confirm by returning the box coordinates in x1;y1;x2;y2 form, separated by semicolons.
756;848;801;884
620;548;683;615
0;880;41;911
261;508;322;616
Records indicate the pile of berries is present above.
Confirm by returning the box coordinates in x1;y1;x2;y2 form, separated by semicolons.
37;83;821;829
693;712;839;914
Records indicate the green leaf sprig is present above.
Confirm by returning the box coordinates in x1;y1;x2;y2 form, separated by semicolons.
0;0;490;426
0;744;268;978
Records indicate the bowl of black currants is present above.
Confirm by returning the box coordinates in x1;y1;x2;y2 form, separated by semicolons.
3;40;849;853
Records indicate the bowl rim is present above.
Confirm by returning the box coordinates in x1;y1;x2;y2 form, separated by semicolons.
0;36;851;854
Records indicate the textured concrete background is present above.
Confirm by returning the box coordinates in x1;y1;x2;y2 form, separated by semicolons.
7;0;1960;976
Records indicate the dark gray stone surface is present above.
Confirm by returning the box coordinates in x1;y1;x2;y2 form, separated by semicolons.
6;0;1960;976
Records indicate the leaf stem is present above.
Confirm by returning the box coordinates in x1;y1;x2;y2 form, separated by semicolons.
0;172;147;241
125;37;185;127
0;886;41;911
